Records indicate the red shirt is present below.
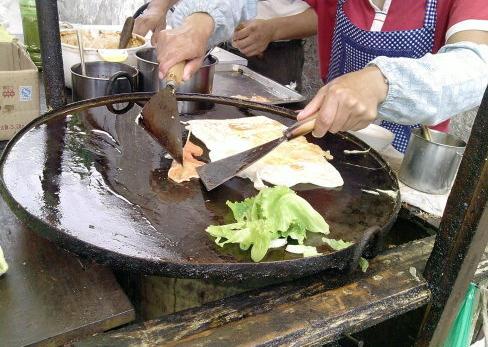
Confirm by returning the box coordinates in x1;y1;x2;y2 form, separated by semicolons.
307;0;488;79
306;0;488;131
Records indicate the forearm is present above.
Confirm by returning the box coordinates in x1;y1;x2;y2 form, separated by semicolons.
148;0;178;12
370;41;488;125
170;0;256;47
133;0;179;37
268;8;317;42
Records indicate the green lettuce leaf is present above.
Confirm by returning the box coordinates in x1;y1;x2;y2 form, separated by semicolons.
206;186;329;262
322;237;369;272
359;258;369;272
285;245;319;257
322;237;353;250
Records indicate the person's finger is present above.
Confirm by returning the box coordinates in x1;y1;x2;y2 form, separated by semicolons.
349;120;371;132
343;103;376;131
244;49;261;57
329;95;358;133
158;54;181;79
154;19;166;34
246;48;266;57
151;20;167;45
157;34;187;78
328;103;350;134
342;118;361;132
240;44;263;57
297;87;327;120
313;92;339;137
133;17;152;36
341;106;365;131
183;57;204;81
241;42;268;57
233;29;250;42
233;22;254;41
233;35;255;51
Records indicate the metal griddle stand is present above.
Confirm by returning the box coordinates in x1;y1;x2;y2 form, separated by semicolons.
34;1;488;345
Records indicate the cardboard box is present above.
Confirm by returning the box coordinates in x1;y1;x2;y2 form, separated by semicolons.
0;41;40;140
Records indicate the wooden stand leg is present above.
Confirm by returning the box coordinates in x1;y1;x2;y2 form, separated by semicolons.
416;86;488;346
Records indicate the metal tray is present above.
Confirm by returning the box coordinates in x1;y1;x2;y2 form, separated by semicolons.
213;64;306;105
0;93;401;282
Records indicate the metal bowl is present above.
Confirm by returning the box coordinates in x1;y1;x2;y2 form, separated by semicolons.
71;61;139;114
399;128;466;194
61;28;148;89
136;47;218;113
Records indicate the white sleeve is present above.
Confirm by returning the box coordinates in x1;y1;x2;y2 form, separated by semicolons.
369;41;488;126
170;0;257;48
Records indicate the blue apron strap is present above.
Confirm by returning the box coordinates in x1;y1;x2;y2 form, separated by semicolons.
424;0;438;28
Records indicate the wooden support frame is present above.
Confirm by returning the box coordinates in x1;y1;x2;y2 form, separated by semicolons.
73;236;488;346
416;86;488;346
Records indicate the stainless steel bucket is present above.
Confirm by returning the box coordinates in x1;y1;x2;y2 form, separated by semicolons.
399;128;466;194
136;47;217;113
71;61;139;114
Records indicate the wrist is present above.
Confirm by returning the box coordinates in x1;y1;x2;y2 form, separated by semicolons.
185;13;215;43
267;19;280;42
365;66;388;105
148;0;171;13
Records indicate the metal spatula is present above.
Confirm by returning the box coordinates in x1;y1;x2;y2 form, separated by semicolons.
140;62;185;164
119;17;135;49
197;114;318;191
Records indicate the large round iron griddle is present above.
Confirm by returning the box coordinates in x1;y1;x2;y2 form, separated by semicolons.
0;94;400;281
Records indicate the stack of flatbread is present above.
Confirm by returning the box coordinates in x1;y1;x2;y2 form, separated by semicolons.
187;116;344;189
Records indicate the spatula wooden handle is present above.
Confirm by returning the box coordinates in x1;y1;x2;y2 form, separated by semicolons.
284;113;318;139
167;61;186;87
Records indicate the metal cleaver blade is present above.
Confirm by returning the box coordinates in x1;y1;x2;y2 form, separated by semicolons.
140;88;183;164
196;137;285;191
196;113;318;191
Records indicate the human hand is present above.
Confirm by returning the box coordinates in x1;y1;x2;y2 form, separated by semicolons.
297;67;388;137
232;19;275;57
133;0;169;46
155;13;214;81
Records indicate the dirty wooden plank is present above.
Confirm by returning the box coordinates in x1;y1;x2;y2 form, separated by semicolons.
0;196;135;347
417;87;488;345
75;238;437;347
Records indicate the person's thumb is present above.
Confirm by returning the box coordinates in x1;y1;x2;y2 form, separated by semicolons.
133;16;153;37
148;18;165;45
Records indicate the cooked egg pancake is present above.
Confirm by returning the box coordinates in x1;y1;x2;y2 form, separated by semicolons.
187;116;344;189
168;140;204;183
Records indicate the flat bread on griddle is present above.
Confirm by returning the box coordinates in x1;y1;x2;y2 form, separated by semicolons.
187;116;344;189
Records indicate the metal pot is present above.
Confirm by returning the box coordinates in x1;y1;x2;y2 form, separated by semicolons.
71;61;139;114
61;28;149;89
399;128;466;194
136;47;218;113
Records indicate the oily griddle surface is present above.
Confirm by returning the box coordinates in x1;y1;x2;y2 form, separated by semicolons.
0;97;399;280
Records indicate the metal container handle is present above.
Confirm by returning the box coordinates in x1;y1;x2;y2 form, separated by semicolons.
133;2;150;19
105;71;136;114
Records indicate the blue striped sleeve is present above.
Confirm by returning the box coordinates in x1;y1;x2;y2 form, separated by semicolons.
170;0;257;47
